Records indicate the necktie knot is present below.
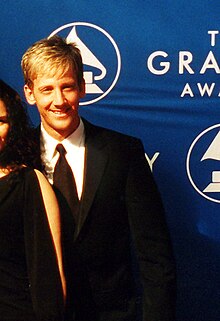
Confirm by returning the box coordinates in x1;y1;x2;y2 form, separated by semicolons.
56;144;66;156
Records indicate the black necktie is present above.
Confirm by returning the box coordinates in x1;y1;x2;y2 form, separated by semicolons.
53;144;79;219
53;144;79;316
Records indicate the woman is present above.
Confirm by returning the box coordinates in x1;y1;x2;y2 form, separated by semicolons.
0;79;66;320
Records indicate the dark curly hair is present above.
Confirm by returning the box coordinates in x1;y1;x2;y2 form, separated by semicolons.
0;79;38;170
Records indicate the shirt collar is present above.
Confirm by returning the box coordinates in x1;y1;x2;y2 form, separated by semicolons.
40;118;85;161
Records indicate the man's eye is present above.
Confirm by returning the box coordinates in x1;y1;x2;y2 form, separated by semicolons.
40;87;52;93
63;85;76;91
0;117;8;123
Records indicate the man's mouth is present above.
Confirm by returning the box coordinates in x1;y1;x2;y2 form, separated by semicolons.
50;107;71;116
53;110;67;115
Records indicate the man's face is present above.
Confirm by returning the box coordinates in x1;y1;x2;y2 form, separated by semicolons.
24;67;85;141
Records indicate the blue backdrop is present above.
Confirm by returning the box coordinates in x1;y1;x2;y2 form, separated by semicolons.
1;1;220;320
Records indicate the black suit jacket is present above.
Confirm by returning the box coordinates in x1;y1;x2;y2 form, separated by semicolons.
36;119;176;321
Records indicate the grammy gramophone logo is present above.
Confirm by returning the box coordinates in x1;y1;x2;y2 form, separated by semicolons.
49;22;121;106
186;124;220;203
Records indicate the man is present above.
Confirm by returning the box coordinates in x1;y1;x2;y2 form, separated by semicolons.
21;35;176;321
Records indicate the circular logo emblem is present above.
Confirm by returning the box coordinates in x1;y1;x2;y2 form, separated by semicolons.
49;22;121;106
186;124;220;203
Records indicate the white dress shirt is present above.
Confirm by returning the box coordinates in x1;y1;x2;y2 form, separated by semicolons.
40;119;85;199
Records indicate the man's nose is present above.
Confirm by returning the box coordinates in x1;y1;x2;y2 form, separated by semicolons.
53;89;66;106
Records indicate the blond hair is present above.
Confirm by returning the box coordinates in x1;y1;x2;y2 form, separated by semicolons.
21;36;84;88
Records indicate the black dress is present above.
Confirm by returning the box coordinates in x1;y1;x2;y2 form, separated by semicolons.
0;167;64;321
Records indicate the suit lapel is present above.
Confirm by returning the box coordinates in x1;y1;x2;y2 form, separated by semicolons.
74;119;108;239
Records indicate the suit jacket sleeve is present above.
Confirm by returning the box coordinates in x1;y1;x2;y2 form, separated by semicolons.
126;138;176;321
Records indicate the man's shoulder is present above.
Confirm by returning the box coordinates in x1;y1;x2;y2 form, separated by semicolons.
82;118;141;145
32;125;41;138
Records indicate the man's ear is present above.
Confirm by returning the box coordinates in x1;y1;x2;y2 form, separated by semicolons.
79;79;86;99
24;84;36;105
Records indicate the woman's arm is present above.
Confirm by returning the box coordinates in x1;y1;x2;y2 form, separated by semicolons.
34;169;66;300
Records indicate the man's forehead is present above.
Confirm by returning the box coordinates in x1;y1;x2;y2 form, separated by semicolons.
33;68;77;84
